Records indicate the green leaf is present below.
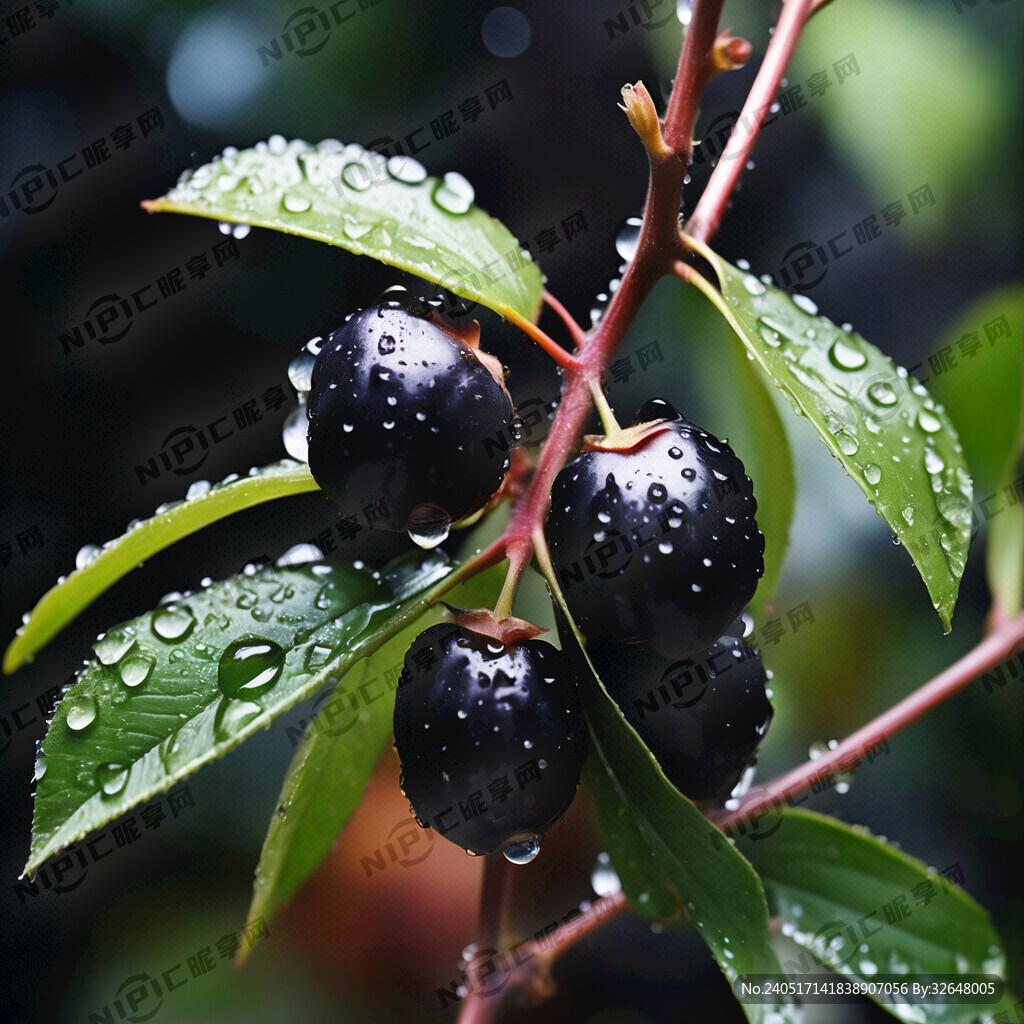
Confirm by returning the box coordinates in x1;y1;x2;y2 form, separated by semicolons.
535;539;796;1024
727;339;796;618
3;460;319;675
688;244;972;631
239;563;506;961
987;449;1024;618
142;138;543;323
739;809;1007;1024
25;551;458;878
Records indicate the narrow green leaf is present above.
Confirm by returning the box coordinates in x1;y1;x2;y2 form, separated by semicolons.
987;449;1024;618
25;551;456;877
3;460;318;675
142;138;543;323
739;809;1008;1024
239;563;506;961
727;340;796;618
689;244;972;630
536;539;797;1023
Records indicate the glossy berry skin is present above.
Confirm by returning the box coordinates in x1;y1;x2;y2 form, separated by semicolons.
588;634;772;802
306;294;516;539
393;624;587;856
546;400;764;660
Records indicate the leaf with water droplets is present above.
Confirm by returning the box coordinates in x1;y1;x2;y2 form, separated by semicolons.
238;562;506;963
24;551;458;879
739;810;1010;1024
3;460;318;675
536;540;798;1024
688;245;972;631
142;138;542;323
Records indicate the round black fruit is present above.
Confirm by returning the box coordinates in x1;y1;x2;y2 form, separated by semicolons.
306;290;517;545
393;623;588;859
588;633;773;802
545;399;763;659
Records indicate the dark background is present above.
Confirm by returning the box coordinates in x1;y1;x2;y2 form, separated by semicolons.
1;1;1022;1022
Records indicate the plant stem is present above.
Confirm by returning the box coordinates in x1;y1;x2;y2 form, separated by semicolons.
504;310;579;371
686;0;816;243
713;610;1024;831
543;290;588;350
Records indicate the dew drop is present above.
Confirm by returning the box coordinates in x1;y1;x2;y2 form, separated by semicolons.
75;543;102;571
836;430;859;456
502;837;542;865
457;709;468;719
647;483;667;503
97;762;129;797
924;449;945;475
681;467;696;480
668;446;684;460
66;695;98;731
33;752;47;780
432;172;475;215
213;695;264;742
94;630;135;665
864;463;882;486
407;509;451;549
917;408;941;433
658;541;673;555
615;216;642;262
151;605;196;642
742;274;766;296
902;506;915;526
386;155;427;183
186;479;212;501
867;380;899;407
591;852;622;896
340;162;371;191
276;542;323;566
120;653;154;688
828;338;867;371
282;406;309;461
792;294;818;316
282;193;312;213
217;636;285;699
287;351;316;394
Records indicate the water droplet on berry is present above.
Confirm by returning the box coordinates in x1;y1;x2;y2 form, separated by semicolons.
658;541;673;555
615;217;642;262
66;695;98;731
647;483;667;503
288;351;316;394
502;837;542;865
457;709;468;719
681;467;696;480
828;338;867;371
218;637;285;699
282;406;309;461
151;605;196;642
407;509;451;549
97;762;129;797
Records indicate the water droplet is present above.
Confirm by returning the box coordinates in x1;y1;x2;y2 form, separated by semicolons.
386;155;427;183
218;636;285;699
591;852;622;896
924;449;945;474
213;696;263;742
864;463;882;485
151;605;196;642
828;338;867;371
282;193;312;213
676;0;692;25
647;483;667;503
432;171;475;215
902;506;915;526
276;542;323;566
75;543;102;571
33;751;47;780
66;695;98;731
658;541;673;555
742;274;766;296
288;351;316;394
615;216;642;262
186;479;212;501
681;467;696;480
836;430;859;456
282;406;309;461
792;294;818;316
340;161;371;191
918;408;941;433
94;630;135;665
407;510;451;549
97;762;129;797
867;380;899;407
120;653;154;688
502;837;542;865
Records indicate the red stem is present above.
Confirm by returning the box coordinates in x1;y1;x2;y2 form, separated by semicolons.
686;0;816;243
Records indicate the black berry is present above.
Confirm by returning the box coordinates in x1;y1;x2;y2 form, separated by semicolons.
306;290;517;545
392;623;587;859
588;633;773;802
546;400;764;659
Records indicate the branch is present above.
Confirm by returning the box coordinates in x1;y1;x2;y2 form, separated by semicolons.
686;0;817;243
712;611;1024;831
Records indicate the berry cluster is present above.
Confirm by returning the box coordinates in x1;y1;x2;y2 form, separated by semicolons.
306;291;772;857
546;399;773;803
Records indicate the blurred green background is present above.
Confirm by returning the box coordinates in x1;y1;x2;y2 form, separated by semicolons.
1;1;1021;1022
